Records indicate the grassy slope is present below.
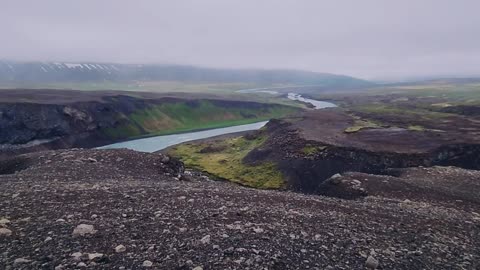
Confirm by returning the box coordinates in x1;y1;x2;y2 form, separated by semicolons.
103;100;301;139
168;133;285;189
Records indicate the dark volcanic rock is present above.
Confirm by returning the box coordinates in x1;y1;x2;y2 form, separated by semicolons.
0;148;479;269
0;96;147;155
439;105;480;116
318;167;480;210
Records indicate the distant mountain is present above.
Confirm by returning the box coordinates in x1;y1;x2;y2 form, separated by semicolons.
0;60;372;89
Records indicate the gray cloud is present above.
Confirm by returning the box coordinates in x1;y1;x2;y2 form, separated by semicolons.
1;0;479;80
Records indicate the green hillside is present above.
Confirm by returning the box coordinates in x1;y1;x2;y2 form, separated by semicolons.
103;100;300;139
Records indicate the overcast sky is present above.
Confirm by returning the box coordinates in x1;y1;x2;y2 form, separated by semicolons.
1;0;479;80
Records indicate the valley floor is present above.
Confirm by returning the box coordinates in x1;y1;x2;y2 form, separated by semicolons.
1;149;479;269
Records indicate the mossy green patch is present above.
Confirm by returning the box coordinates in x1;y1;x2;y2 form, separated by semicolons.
168;134;285;189
407;125;426;131
301;144;327;155
344;119;380;133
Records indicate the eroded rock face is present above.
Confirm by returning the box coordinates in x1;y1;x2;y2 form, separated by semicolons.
0;103;71;144
317;167;480;210
0;97;142;151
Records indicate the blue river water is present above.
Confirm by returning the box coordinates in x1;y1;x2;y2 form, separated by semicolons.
98;121;269;153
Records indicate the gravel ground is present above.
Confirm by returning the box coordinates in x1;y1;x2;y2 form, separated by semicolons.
0;149;479;269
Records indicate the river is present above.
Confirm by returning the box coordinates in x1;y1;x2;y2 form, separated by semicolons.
287;93;337;109
99;94;336;152
98;121;269;153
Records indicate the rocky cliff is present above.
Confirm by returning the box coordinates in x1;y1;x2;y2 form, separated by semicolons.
243;110;480;193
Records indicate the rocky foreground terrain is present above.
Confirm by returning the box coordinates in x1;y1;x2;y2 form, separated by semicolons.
0;148;479;269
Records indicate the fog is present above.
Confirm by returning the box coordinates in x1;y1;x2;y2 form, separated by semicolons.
1;0;479;80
